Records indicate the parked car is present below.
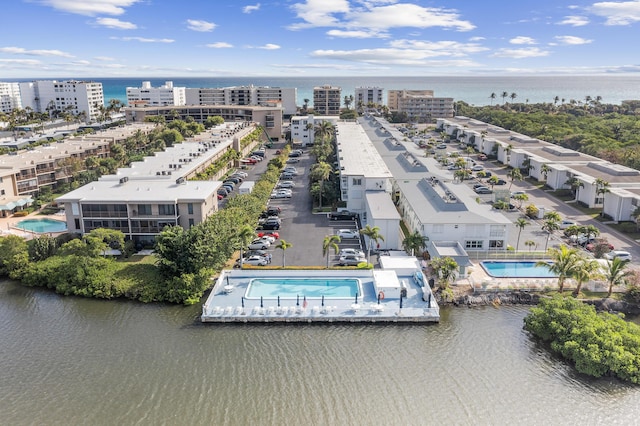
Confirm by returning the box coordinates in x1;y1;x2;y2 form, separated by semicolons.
259;215;281;225
336;229;360;239
283;167;297;174
217;194;224;200
257;231;280;239
288;151;301;158
494;179;507;185
340;248;366;258
474;186;493;194
241;158;257;164
244;249;268;258
471;165;484;172
266;206;281;215
261;222;280;230
236;255;268;267
329;210;359;221
257;235;276;244
234;171;248;178
271;190;292;199
436;144;447;149
585;241;614;252
248;239;270;250
277;181;295;189
280;173;294;180
286;158;300;164
605;250;632;261
559;220;577;230
510;190;526;198
338;255;366;266
477;154;488;160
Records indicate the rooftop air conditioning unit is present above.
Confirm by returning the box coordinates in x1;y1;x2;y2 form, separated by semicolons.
167;171;172;175
156;171;162;175
161;171;166;175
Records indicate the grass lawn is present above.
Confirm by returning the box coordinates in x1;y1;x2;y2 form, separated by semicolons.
112;255;164;296
608;222;640;241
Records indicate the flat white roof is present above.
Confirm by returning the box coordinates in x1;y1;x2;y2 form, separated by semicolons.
336;121;392;179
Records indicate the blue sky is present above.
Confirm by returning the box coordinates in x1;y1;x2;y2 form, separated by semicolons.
2;0;640;78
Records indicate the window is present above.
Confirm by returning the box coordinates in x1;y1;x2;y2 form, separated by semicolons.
187;203;193;215
158;204;176;215
465;240;483;249
432;224;444;233
138;204;152;215
352;178;362;186
188;218;194;227
489;240;504;248
595;197;604;205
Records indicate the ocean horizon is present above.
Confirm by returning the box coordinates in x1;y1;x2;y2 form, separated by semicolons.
7;75;640;107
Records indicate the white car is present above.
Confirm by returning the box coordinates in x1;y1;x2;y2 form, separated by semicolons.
510;190;526;197
277;181;295;189
559;220;577;230
271;190;292;199
471;165;484;172
238;255;268;267
258;235;276;244
248;239;270;250
605;250;632;262
340;248;366;258
234;171;248;178
336;229;360;239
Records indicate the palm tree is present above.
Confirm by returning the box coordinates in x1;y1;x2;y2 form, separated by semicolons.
489;93;496;105
565;176;584;201
572;257;601;296
503;143;514;163
540;163;551;182
508;168;522;190
537;245;581;293
236;225;255;268
314;120;334;143
541;217;560;252
510;92;517;103
514;218;529;252
275;239;293;268
430;256;459;290
594;178;610;217
359;225;384;264
322;235;341;268
604;257;632;297
309;161;332;208
501;91;508;105
524;240;537;252
302;98;309;113
402;231;429;257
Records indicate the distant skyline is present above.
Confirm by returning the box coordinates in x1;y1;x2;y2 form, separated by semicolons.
2;0;640;78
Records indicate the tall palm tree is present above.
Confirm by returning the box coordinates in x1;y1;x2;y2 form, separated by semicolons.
541;217;560;252
503;143;514;163
314;120;334;143
540;163;551;182
501;91;509;104
514;218;529;252
572;257;601;296
508;168;523;190
236;225;255;268
594;178;610;217
524;240;537;252
537;245;581;293
275;239;293;268
322;235;341;268
603;257;632;297
489;93;496;105
402;231;429;257
359;225;384;264
309;161;332;208
565;177;584;201
510;92;517;103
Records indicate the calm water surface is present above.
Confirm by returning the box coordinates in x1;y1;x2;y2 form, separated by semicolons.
1;281;639;425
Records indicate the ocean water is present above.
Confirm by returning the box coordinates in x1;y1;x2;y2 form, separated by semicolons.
8;75;635;107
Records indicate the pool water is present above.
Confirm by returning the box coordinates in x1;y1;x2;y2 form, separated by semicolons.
480;261;557;278
15;218;68;233
246;278;361;299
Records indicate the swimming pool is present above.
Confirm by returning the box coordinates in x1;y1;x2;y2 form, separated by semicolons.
480;261;557;278
245;278;362;299
15;218;67;233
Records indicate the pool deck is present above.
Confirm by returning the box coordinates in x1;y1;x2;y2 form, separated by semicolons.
202;269;440;324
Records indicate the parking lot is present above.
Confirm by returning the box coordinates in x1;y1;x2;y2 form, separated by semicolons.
233;143;365;267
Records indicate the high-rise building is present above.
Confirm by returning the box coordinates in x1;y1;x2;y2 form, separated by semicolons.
313;85;342;115
354;87;384;109
18;80;104;122
388;89;454;121
126;81;186;107
184;85;297;116
0;82;22;113
387;90;434;111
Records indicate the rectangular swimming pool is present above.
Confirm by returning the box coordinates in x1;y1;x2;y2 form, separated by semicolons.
245;278;362;299
480;261;557;278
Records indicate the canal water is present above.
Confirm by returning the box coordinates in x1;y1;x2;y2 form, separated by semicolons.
1;281;639;425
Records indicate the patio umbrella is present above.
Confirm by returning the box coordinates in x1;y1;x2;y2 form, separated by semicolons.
303;295;307;309
296;294;300;306
377;293;381;304
277;295;280;307
226;275;230;286
321;295;325;307
427;293;431;307
260;296;263;308
399;294;403;309
355;292;358;304
241;296;244;308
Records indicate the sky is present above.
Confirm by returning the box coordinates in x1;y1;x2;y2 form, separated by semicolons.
1;0;640;78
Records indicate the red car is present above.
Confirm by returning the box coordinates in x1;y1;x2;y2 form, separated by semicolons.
217;194;224;200
258;231;280;239
275;150;282;155
585;242;614;252
241;158;257;164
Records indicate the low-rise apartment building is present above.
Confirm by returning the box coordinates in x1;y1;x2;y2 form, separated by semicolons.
126;81;186;107
290;115;339;146
388;90;454;121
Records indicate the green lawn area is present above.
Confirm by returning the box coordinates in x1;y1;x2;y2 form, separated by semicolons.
111;255;164;297
608;222;640;241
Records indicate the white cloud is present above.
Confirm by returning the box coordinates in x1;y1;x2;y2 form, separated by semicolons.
243;3;261;13
557;15;590;26
590;1;640;25
72;60;91;65
509;36;536;45
326;29;388;38
491;47;550;58
38;0;141;16
0;46;74;57
389;39;489;56
206;42;233;48
0;59;42;65
94;17;137;29
289;0;474;32
469;36;485;41
554;35;593;44
94;56;116;61
110;36;174;43
258;44;281;50
310;45;482;66
186;19;216;32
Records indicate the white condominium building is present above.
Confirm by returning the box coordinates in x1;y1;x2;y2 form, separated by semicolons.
354;87;384;108
126;81;186;107
313;85;342;115
18;80;104;122
185;85;297;116
0;82;22;113
387;89;454;120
